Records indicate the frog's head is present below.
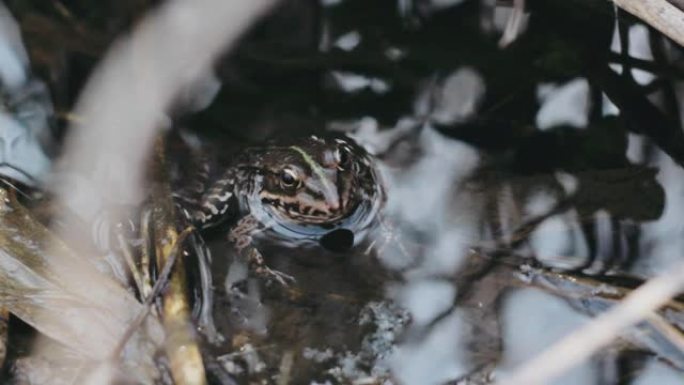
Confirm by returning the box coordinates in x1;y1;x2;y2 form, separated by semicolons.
251;134;382;230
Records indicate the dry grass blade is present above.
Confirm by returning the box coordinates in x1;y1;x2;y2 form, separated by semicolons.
0;188;164;381
0;308;7;369
150;137;207;385
111;226;193;361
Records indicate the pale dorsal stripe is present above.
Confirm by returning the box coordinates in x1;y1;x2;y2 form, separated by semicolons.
289;145;336;197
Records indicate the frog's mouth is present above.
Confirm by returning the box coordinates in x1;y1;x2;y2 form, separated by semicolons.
258;191;361;226
246;181;385;246
268;201;357;225
249;198;374;243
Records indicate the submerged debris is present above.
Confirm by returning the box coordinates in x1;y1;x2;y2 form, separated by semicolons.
300;301;410;384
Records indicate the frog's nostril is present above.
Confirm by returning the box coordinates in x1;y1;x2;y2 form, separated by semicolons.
328;200;340;212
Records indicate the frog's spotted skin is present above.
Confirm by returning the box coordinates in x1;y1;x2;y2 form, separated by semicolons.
178;134;385;247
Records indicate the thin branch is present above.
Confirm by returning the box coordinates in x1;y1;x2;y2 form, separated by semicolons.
499;0;526;48
116;231;145;297
645;313;684;355
0;308;7;370
111;226;194;360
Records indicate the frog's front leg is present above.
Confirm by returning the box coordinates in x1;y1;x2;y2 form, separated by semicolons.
228;215;295;287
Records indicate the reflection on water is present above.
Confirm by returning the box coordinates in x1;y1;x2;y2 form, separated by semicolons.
202;114;680;384
203;16;684;385
498;290;593;385
3;0;684;384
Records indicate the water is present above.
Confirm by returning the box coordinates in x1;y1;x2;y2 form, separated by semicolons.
3;0;684;384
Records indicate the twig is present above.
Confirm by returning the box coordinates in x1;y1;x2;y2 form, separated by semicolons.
139;208;154;298
116;231;145;297
0;308;7;370
111;226;194;360
645;313;684;355
499;0;526;48
498;259;684;385
51;0;77;23
150;135;209;385
276;350;294;385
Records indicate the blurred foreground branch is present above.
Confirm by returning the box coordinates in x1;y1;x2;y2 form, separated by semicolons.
0;187;164;382
33;0;278;383
56;0;277;210
612;0;684;47
499;258;684;385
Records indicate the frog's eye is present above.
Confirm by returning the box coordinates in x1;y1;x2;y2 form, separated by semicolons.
279;168;299;188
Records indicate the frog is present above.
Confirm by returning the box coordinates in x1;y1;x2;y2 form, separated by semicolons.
174;133;386;285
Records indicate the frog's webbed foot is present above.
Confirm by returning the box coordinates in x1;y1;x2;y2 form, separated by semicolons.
229;215;296;287
263;269;296;287
246;247;296;287
227;215;260;245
